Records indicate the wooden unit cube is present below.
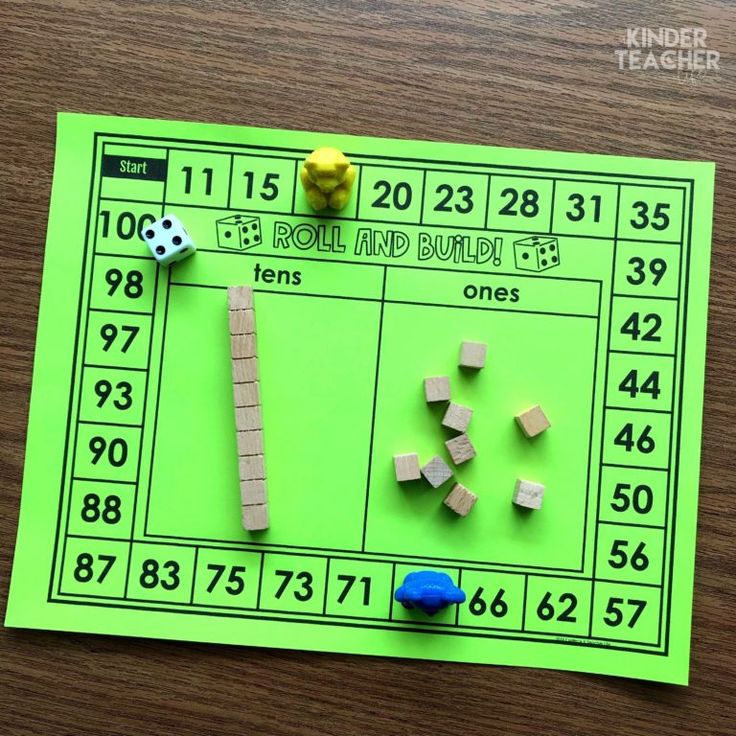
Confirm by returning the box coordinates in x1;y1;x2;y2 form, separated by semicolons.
239;454;265;481
231;333;257;359
445;434;476;465
228;285;254;310
235;405;262;431
242;503;269;531
513;479;545;510
459;341;487;369
444;483;478;516
442;402;473;433
394;453;421;482
232;357;258;384
237;430;263;456
241;479;267;505
420;455;453;488
424;376;451;403
515;405;550;438
229;309;256;336
233;381;260;407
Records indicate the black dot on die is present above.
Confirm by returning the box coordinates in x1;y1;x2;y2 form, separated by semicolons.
552;256;558;263
145;229;154;239
155;245;166;255
234;216;243;222
541;259;548;267
540;247;546;255
522;252;530;260
252;224;258;231
242;226;249;233
254;235;261;243
244;238;250;245
172;235;182;245
224;230;232;238
531;237;539;244
550;244;556;252
162;219;172;229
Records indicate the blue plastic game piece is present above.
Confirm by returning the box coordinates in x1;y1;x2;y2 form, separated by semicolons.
394;571;465;616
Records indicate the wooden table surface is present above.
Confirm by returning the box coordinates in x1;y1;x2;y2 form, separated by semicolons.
1;2;734;734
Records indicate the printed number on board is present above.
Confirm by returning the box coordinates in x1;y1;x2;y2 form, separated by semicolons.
89;435;128;467
498;188;539;217
603;597;647;628
243;171;279;201
566;193;601;222
140;559;180;590
73;552;116;583
630;201;670;231
618;370;661;400
105;269;144;299
206;564;247;595
620;312;662;342
334;575;371;606
94;379;133;410
372;180;412;211
608;540;649;571
610;482;654;515
536;592;577;622
613;423;656;454
182;166;214;196
99;210;155;241
81;493;122;524
468;587;509;618
433;183;474;214
627;257;667;286
274;569;313;601
99;323;140;353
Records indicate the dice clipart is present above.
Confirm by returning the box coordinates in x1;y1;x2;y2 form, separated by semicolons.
513;235;560;272
216;214;262;251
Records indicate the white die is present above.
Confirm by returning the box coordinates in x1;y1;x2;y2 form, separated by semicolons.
142;214;196;265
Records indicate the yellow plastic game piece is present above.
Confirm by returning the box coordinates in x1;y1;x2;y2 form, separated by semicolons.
300;147;356;211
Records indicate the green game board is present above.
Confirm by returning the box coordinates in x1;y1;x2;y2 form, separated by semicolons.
5;113;714;684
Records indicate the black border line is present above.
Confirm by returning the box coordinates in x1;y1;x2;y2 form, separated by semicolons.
97;193;684;244
360;266;387;551
149;280;598;574
46;135;100;600
46;131;696;659
99;135;694;185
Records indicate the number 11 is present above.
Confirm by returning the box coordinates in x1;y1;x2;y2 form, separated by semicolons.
181;166;213;196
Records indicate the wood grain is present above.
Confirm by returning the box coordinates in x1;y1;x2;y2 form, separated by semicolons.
1;1;735;734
